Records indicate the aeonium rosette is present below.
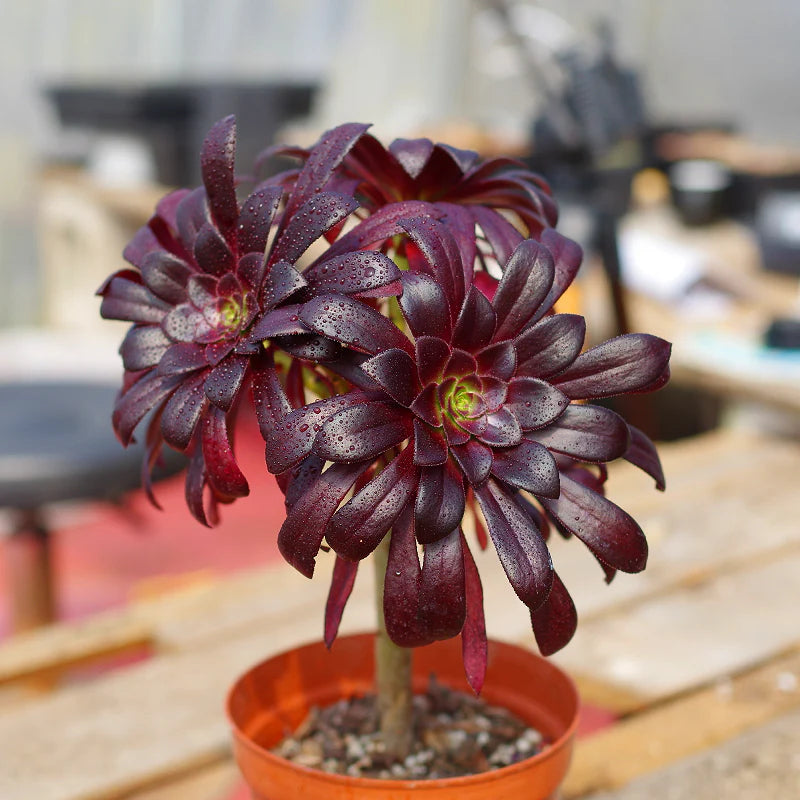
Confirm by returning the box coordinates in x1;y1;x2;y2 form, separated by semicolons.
260;128;558;287
264;218;670;691
98;116;435;525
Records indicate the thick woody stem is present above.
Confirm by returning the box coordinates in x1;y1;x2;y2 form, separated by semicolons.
373;533;414;760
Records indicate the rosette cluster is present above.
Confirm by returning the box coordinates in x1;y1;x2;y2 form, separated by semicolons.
264;217;669;690
100;115;671;690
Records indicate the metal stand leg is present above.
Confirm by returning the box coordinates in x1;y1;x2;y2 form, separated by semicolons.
4;509;55;633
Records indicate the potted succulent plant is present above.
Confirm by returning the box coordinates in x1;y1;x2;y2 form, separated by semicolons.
98;116;670;798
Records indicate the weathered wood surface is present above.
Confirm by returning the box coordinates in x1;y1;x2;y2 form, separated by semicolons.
564;648;800;798
582;706;800;800
0;428;798;800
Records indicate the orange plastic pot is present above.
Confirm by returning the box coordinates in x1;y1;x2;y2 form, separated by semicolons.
227;632;579;799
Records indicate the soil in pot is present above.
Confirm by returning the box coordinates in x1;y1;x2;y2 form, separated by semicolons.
228;634;578;800
272;675;546;779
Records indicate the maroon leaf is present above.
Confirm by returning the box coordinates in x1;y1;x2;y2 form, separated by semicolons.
515;314;586;379
120;325;171;371
278;461;368;577
185;437;212;526
415;336;451;386
479;376;508;410
156;342;206;377
324;556;359;648
139;251;193;305
314;401;411;463
551;334;672;400
444;348;477;379
540;473;648;573
476;341;516;381
492;240;555;339
384;505;427;647
415;462;466;544
528;404;630;463
530;571;578;656
452;286;497;352
437;203;477;286
271;192;358;267
398;272;452;340
162;304;210;343
401;217;465;319
175;187;210;251
346;134;416;199
160;372;207;450
283;122;369;218
360;348;419;406
201;406;248;499
450;439;493;486
419;529;465;640
531;229;584;322
409;384;442;428
282;454;325;510
412;419;448;465
265;392;367;474
274;333;341;362
194;222;236;276
624;424;666;490
476;407;523;448
237;184;283;256
490;439;560;497
461;535;488;693
204;353;249;412
505;377;569;430
99;272;171;321
389;137;434;178
261;260;308;311
442;412;471;447
200;115;239;243
321;201;437;260
417;145;474;195
249;305;310;339
472;205;524;265
112;370;177;446
123;225;163;270
474;480;553;610
149;189;192;260
304;250;401;296
300;293;414;356
327;446;417;561
250;350;292;440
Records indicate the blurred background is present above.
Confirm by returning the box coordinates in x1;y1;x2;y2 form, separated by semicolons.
1;0;800;635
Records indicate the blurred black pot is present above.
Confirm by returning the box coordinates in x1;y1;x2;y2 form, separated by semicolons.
669;159;732;226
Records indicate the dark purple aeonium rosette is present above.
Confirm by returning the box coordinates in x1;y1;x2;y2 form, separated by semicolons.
98;116;435;525
264;218;670;692
259;127;557;286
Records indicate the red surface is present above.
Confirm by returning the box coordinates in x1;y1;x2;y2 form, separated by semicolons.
0;409;286;638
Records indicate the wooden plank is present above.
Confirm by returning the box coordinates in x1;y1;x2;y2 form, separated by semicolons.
0;609;152;686
554;551;800;702
0;625;301;800
563;649;800;798
581;707;800;800
0;560;371;686
121;761;240;800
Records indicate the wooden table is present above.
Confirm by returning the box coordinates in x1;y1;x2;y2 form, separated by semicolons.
0;427;799;799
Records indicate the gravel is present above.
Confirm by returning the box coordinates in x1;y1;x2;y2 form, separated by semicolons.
272;676;546;780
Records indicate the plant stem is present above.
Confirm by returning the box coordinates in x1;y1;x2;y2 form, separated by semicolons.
373;533;413;760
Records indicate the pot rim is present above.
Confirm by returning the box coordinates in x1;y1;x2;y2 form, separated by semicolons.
225;631;580;789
